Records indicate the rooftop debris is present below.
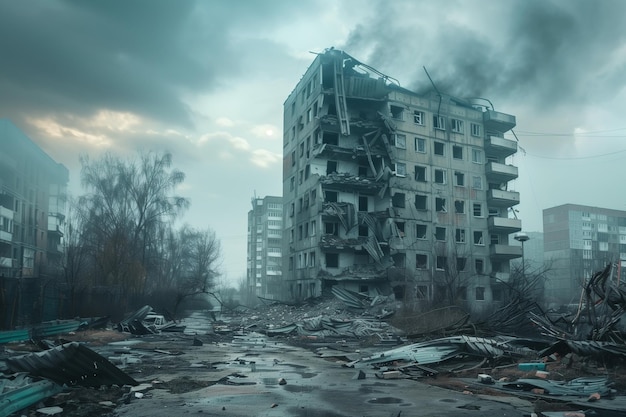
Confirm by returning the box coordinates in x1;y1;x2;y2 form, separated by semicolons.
502;376;614;398
6;342;138;387
348;335;545;369
116;305;183;335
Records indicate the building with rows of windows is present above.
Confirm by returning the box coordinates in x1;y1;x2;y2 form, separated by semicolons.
0;120;68;326
246;195;283;300
281;48;522;315
543;203;626;305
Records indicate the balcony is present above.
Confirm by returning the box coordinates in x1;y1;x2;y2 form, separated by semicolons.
490;244;522;260
483;110;516;133
488;217;522;234
486;162;518;183
0;230;11;242
485;136;517;158
487;189;520;208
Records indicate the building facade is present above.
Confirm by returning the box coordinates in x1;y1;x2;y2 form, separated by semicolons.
0;120;69;326
543;204;626;305
281;49;522;314
247;195;283;300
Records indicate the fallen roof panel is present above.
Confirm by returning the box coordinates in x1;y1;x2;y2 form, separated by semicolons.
6;342;138;387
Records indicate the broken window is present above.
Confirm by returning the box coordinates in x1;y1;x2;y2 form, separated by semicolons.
416;285;428;299
390;105;404;120
392;252;406;267
298;224;303;240
453;145;463;159
392;193;406;208
415;194;427;210
325;191;338;202
395;221;405;237
322;132;339;145
434;141;444;156
454;200;465;214
309;251;316;267
358;165;368;177
473;203;483;217
415;137;426;153
325;222;338;235
416;254;428;269
435;197;446;212
471;123;481;137
290;176;295;191
475;259;483;274
473;230;484;245
325;253;339;268
393;163;407;177
358;224;368;237
416;224;427;239
305;164;310;180
434;169;446;184
415;166;426;182
433;115;445;130
310;220;316;236
455;228;466;243
454;171;465;186
394;133;406;149
435;226;446;241
475;286;485;301
291;151;296;167
436;256;447;270
304;222;309;238
358;196;368;211
289;203;295;217
457;257;467;271
327;160;337;175
310;189;317;204
413;110;424;125
472;175;483;190
451;119;464;133
299;142;304;157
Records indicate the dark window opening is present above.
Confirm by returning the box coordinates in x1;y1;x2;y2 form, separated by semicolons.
415;195;427;210
475;259;484;274
436;197;446;212
456;257;467;271
358;196;368;211
435;226;446;241
358;225;368;237
416;254;428;269
453;145;463;159
434;142;444;155
475;286;485;301
392;193;406;208
455;200;465;213
436;256;447;270
326;253;339;268
415;166;426;182
325;191;338;202
327;160;337;175
325;222;339;235
322;132;339;145
416;224;427;239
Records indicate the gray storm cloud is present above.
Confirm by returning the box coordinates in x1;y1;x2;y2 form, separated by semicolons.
342;0;626;110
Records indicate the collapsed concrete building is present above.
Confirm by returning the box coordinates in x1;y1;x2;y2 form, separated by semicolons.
281;48;522;315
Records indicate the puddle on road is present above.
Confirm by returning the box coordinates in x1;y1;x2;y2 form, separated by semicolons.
367;396;403;404
284;385;318;393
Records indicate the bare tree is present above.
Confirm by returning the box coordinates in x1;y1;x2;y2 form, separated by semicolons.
78;151;189;303
61;200;90;316
171;226;222;315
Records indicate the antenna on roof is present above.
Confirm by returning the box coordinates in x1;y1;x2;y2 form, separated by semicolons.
423;66;442;117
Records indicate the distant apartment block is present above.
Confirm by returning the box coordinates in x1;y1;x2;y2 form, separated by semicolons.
0;120;68;280
543;204;626;304
247;195;283;300
281;49;521;314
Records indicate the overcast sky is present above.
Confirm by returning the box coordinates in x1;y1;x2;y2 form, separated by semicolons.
2;0;626;286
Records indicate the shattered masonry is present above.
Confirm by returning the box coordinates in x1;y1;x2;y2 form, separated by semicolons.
281;48;521;314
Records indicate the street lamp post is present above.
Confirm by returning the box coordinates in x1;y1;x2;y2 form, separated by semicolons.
514;232;530;277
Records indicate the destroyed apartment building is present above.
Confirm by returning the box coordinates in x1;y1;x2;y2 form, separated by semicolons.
281;48;522;315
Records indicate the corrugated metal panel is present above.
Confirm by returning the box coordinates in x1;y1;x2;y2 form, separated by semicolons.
6;342;137;387
0;329;31;344
0;379;63;417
